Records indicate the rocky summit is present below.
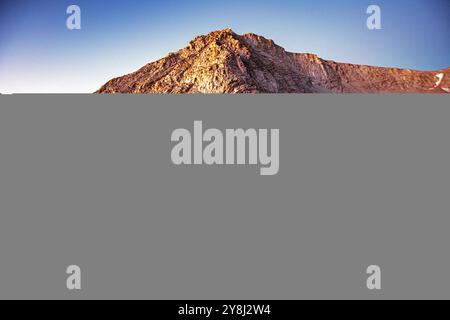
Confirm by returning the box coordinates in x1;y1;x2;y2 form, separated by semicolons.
96;28;450;94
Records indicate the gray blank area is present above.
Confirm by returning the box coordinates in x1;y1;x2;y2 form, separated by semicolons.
0;94;449;299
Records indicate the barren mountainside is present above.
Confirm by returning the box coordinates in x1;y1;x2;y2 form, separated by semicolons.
97;28;450;94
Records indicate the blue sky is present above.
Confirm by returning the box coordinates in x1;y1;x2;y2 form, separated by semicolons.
0;0;449;93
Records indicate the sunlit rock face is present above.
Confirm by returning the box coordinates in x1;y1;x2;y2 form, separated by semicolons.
97;29;449;94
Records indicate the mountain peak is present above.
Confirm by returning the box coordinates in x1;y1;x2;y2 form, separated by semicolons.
201;27;236;39
97;30;449;94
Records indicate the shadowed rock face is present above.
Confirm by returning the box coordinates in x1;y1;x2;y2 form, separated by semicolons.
97;28;450;94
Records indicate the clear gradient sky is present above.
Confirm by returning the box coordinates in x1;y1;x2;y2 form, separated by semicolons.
0;0;449;93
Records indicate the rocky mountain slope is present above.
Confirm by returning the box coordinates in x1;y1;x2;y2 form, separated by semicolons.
97;28;450;94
